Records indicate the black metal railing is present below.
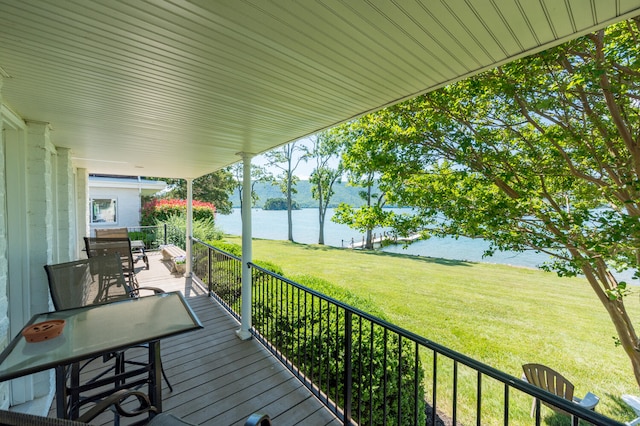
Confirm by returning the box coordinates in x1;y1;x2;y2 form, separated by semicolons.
191;238;624;426
116;225;167;249
123;224;187;250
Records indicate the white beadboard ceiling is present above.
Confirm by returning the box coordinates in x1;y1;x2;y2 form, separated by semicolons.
1;1;639;179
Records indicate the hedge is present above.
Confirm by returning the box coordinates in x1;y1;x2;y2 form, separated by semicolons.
141;198;216;226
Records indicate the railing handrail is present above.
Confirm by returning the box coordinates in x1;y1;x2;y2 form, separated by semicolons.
192;238;625;425
191;237;240;260
246;261;622;425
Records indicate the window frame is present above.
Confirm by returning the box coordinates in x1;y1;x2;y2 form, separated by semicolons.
90;197;118;224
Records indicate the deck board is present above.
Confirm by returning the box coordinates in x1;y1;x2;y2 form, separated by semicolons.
49;252;340;425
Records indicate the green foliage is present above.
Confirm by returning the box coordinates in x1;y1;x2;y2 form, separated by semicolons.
265;141;308;241
252;273;425;426
308;131;344;244
127;230;157;248
202;244;426;425
252;260;283;275
157;213;222;249
263;198;300;210
332;202;395;234
210;241;242;257
333;16;640;387
227;163;275;210
141;199;216;226
328;122;398;244
161;169;235;215
292;274;384;317
230;180;373;208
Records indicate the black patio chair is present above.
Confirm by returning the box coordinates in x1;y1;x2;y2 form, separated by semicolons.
95;227;149;270
84;236;139;290
0;391;270;425
44;255;173;408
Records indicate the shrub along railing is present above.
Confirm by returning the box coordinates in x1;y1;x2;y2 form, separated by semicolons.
191;238;624;426
123;224;187;250
123;225;169;249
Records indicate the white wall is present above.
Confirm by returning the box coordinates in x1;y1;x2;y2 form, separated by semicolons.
89;186;141;235
0;78;85;412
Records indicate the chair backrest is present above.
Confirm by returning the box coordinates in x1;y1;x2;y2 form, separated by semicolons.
45;254;131;310
84;236;134;274
95;227;130;239
522;363;575;412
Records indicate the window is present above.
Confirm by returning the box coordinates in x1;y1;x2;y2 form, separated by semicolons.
91;198;117;223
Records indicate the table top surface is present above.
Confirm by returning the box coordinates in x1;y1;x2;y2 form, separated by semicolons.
0;291;203;382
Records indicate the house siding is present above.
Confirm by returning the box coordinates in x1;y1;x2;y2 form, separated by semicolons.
0;90;87;410
76;170;89;256
26;122;54;315
89;186;141;231
88;176;166;235
0;83;9;409
55;148;75;264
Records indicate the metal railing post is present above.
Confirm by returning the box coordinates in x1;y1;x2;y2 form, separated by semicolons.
344;311;353;425
163;223;167;245
208;246;213;293
189;246;625;426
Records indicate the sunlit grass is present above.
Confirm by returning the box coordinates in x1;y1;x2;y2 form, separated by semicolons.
224;236;640;424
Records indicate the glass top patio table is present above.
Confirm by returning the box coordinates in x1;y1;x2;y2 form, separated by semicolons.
0;291;203;382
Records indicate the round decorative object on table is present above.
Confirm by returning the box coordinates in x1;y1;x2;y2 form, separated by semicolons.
21;320;66;343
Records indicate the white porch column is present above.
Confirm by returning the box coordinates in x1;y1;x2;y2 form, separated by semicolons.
185;178;193;278
54;148;75;263
236;152;253;340
75;169;89;256
25;121;55;313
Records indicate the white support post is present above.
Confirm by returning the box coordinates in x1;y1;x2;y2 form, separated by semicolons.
185;179;193;278
236;152;253;340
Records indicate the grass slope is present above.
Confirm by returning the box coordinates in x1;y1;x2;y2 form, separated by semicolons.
224;236;640;424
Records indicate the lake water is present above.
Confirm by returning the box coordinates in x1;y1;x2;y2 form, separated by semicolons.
215;208;639;284
216;208;551;267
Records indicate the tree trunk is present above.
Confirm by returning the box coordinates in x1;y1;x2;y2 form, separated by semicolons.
365;228;373;249
318;209;325;245
318;188;325;245
318;220;325;244
287;179;293;242
601;296;640;386
580;259;640;387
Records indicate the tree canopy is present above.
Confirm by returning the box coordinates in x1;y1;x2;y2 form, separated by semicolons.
162;169;235;215
331;120;399;249
308;131;343;244
265;142;307;241
335;16;640;386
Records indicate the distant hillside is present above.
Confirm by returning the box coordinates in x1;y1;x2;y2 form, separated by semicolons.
230;181;371;208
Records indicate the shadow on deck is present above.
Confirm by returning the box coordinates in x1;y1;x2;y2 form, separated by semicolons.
51;252;340;426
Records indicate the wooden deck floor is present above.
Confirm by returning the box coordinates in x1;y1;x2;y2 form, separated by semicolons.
51;252;341;426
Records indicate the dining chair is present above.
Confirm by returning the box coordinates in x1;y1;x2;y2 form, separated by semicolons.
84;236;139;289
44;255;173;399
45;254;132;310
95;227;149;269
0;390;196;425
0;390;270;425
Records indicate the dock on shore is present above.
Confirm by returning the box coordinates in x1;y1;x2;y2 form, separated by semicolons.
345;232;421;249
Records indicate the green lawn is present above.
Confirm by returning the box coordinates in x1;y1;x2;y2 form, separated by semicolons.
224;236;640;424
